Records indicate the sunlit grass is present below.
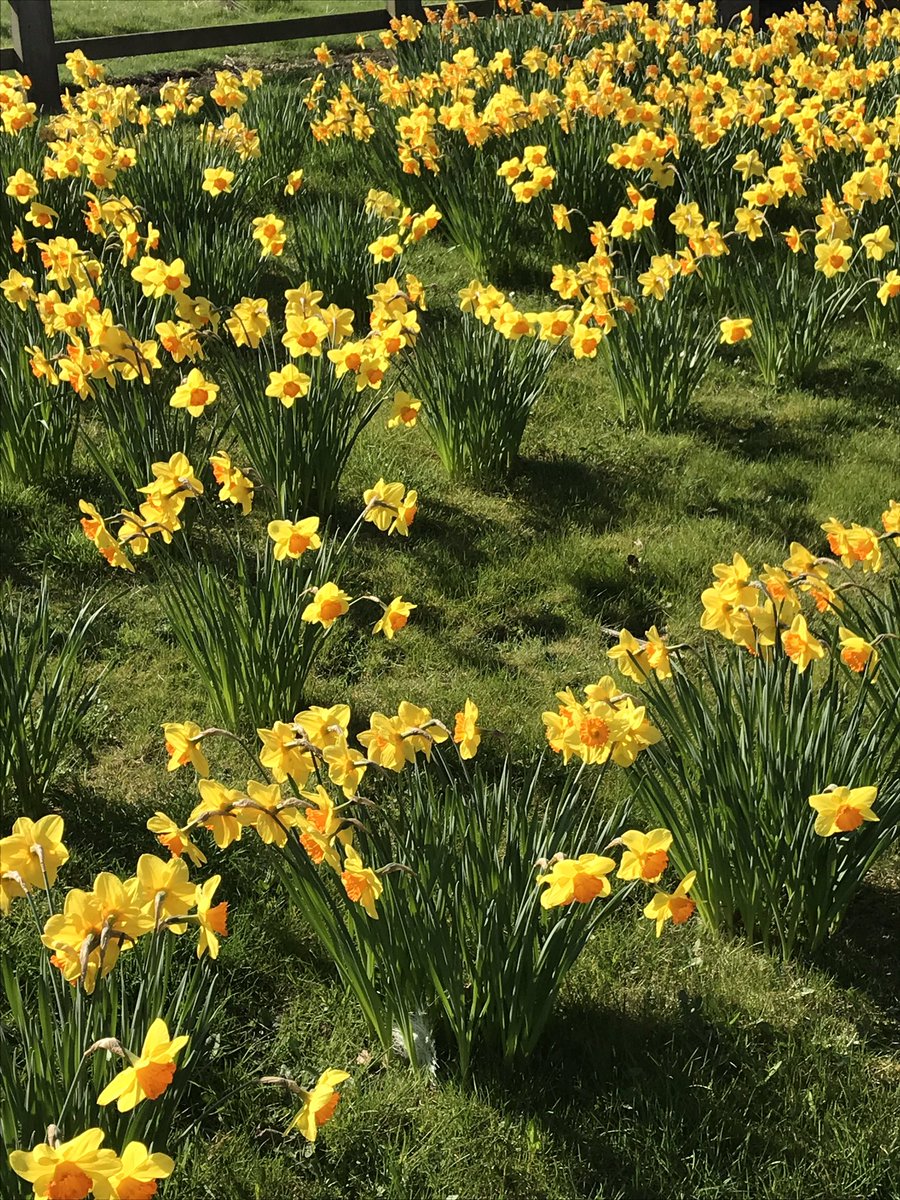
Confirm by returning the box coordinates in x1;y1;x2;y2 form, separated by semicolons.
1;0;385;82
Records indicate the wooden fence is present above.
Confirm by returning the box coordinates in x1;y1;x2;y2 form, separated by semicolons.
0;0;589;110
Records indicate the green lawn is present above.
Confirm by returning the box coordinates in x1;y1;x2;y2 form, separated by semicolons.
2;16;900;1200
1;0;386;81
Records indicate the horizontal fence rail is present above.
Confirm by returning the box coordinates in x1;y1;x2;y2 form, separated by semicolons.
0;0;586;109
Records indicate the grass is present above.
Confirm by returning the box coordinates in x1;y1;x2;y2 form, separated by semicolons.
2;26;900;1200
1;0;386;82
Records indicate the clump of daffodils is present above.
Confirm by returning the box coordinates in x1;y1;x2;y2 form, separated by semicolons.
9;1129;175;1199
1;813;230;989
697;501;897;670
147;696;483;920
542;675;662;767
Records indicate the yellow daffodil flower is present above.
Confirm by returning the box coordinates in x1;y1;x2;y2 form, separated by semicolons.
162;721;209;775
809;785;878;837
8;1128;120;1199
643;872;697;936
289;1068;350;1141
266;517;321;561
373;596;415;639
195;874;228;958
106;1142;175;1199
538;854;616;908
340;845;382;918
616;828;673;882
453;699;481;760
97;1018;188;1112
838;627;878;674
301;582;351;628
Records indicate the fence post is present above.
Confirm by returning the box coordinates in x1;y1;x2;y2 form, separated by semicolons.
9;0;60;111
387;0;426;20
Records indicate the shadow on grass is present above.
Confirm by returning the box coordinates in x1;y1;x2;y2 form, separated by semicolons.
809;358;900;413
817;878;900;1020
472;992;875;1200
512;453;618;533
570;568;665;634
683;478;816;543
50;781;158;876
686;408;828;465
512;448;682;536
377;498;491;599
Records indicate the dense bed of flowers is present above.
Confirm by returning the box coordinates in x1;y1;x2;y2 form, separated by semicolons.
1;4;899;1194
305;0;899;422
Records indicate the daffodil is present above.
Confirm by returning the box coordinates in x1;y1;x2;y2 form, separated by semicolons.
368;234;402;263
169;368;219;417
537;854;616;908
5;168;39;203
201;166;234;195
162;722;209;775
190;779;245;848
257;722;313;785
265;364;311;407
363;478;405;531
643;872;697;936
340;845;382;918
616;828;672;882
390;490;418;537
8;1128;120;1199
242;779;298;847
294;704;350;749
809;785;878;837
251;213;286;257
608;628;650;682
719;317;753;344
644;626;671;678
225;296;269;348
282;312;328;357
821;519;882;573
373;596;415;639
133;853;196;927
814;238;852;277
0;815;69;891
323;737;369;798
146;812;207;867
860;225;895;262
284;168;305;196
140;452;203;498
453;699;481;760
838;627;878;674
297;786;345;870
301;582;351;629
289;1069;350;1141
104;1141;175;1199
386;390;421;428
716;545;754;598
781;614;825;672
41;872;148;990
210;451;254;515
97;1018;189;1112
396;700;448;759
195;874;228;958
267;517;321;560
1;267;34;308
877;270;900;306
